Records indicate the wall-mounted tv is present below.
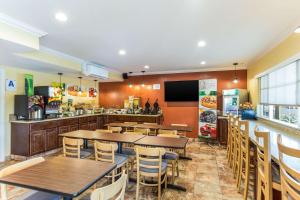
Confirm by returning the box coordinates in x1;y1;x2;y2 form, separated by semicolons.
164;80;199;102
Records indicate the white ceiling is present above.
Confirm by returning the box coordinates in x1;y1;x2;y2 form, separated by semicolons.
1;0;300;74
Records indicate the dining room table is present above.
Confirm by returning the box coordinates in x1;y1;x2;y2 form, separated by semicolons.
132;124;193;132
0;157;116;200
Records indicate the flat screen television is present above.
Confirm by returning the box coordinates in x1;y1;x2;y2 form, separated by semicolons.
164;80;198;101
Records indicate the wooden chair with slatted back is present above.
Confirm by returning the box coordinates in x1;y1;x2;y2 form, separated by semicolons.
233;117;242;179
227;114;234;161
0;157;60;200
277;134;300;200
171;123;188;137
95;129;113;133
157;134;180;183
135;146;167;200
90;170;128;200
158;129;178;135
134;127;150;135
124;122;138;132
255;129;281;200
236;120;251;200
94;141;128;183
63;137;91;159
229;116;239;169
108;126;122;133
143;122;158;135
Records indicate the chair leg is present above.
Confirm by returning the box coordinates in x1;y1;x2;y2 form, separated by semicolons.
236;160;242;190
176;160;179;177
112;170;115;183
164;173;168;189
136;174;140;200
257;175;262;200
243;164;249;200
171;161;175;184
158;175;161;200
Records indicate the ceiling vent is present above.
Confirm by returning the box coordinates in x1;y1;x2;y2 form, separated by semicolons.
81;63;109;79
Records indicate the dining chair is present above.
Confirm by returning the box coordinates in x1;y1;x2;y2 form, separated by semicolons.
134;127;150;135
0;157;60;200
124;121;138;132
226;114;234;161
108;126;122;133
158;129;178;135
143;122;158;135
171;123;188;137
90;170;128;200
254;128;281;200
63;137;91;159
96;129;113;133
235;120;253;200
135;146;167;200
277;134;300;200
94;141;128;182
157;134;180;183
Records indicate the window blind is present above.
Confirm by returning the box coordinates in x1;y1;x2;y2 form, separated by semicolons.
259;60;300;106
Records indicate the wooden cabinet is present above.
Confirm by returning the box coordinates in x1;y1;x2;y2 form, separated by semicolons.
89;122;97;130
30;130;46;155
79;123;89;130
69;124;78;132
217;117;228;145
58;126;69;147
45;128;58;151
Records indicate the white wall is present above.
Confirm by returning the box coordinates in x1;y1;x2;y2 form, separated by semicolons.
0;69;5;162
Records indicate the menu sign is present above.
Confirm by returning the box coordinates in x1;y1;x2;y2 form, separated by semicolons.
198;79;217;139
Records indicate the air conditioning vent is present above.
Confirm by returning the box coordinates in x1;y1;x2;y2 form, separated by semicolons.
81;63;109;79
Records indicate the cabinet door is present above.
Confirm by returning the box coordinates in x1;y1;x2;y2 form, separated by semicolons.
45;128;58;151
79;123;89;130
70;124;79;132
30;130;46;155
58;126;69;147
89;122;97;131
217;118;228;145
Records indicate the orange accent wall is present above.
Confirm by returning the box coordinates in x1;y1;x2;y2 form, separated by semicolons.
99;70;247;138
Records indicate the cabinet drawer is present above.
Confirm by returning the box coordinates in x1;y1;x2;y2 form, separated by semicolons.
88;116;97;122
30;121;58;131
79;123;89;130
79;117;89;124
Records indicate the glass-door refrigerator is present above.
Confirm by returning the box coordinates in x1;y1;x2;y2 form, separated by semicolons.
222;89;248;115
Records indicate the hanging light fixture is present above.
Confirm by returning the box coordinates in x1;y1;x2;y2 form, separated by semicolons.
232;63;239;84
94;80;98;96
78;77;82;96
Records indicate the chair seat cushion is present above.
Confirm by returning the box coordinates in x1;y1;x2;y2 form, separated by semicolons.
122;148;136;156
140;160;168;173
163;152;178;160
20;191;60;200
115;154;128;167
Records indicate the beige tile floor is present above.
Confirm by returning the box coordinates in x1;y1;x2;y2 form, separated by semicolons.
1;141;253;200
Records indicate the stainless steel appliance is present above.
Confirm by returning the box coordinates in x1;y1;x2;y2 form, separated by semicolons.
222;89;248;115
29;104;43;120
14;95;45;120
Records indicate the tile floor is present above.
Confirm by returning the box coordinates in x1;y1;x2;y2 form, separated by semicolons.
1;140;254;200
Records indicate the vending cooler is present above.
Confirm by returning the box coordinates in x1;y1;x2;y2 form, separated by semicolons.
222;89;248;115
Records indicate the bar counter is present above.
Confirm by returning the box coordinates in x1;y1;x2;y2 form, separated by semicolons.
10;113;163;157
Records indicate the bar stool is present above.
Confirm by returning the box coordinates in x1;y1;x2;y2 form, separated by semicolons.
277;135;300;200
226;114;234;161
229;116;238;169
255;129;281;200
233;117;242;178
236;120;251;200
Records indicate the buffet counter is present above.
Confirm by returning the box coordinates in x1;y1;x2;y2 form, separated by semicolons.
11;113;163;157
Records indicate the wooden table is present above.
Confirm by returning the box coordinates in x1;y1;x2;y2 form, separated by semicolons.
60;130;146;153
134;135;189;149
132;124;193;132
0;157;116;200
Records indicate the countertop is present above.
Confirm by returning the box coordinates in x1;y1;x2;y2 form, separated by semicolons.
10;113;162;124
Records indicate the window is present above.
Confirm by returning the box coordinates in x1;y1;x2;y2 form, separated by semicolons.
258;60;300;128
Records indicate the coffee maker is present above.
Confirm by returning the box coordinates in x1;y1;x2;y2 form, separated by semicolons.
14;95;45;120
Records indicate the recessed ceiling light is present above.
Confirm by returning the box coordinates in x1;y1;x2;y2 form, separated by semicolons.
201;61;206;65
118;49;126;55
144;65;150;69
55;12;68;22
197;40;206;47
294;27;300;33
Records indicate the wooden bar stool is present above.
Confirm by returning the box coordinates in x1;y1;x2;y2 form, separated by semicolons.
226;114;234;162
277;134;300;200
229;116;238;169
233;117;242;178
236;120;251;200
254;129;281;200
